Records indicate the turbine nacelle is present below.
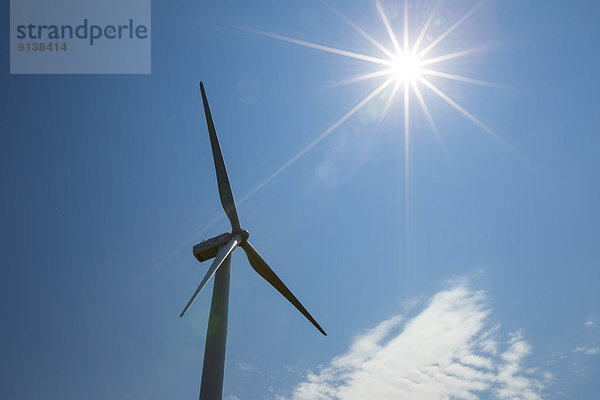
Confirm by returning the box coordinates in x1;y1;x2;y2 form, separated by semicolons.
193;230;250;263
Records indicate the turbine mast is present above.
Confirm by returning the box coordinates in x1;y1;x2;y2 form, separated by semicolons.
199;254;231;400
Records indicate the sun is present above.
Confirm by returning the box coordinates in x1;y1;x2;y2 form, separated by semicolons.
239;0;499;142
390;52;423;83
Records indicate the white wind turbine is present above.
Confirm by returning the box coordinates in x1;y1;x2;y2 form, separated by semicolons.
180;82;326;400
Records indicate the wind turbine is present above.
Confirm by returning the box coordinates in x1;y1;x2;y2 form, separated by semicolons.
180;82;326;400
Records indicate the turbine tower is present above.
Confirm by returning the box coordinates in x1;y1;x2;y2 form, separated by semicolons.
180;82;326;400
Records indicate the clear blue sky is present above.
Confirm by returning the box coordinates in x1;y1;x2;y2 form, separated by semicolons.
2;1;599;399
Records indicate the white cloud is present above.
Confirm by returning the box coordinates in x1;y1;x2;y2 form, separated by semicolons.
285;285;545;400
584;319;594;327
574;345;599;356
237;361;260;373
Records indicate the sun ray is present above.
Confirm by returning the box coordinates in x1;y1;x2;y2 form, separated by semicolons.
378;80;401;123
420;68;507;89
234;25;393;66
417;0;486;58
419;45;489;66
403;77;411;283
418;76;501;141
403;0;409;53
410;81;436;135
403;82;410;194
404;82;410;190
329;7;396;60
324;69;394;88
412;1;441;53
240;76;396;203
376;1;402;55
410;79;450;155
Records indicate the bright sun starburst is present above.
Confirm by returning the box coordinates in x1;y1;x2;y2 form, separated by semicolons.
236;0;504;212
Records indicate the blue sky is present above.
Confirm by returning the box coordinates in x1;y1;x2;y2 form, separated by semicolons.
1;0;599;399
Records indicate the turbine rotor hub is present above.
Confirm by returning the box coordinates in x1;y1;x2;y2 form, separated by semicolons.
236;229;249;243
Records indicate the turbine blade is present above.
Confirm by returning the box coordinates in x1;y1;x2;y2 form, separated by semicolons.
180;234;241;317
240;241;327;336
200;82;241;231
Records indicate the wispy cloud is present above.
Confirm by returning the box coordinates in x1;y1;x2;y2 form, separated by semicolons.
574;345;599;356
284;285;546;400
